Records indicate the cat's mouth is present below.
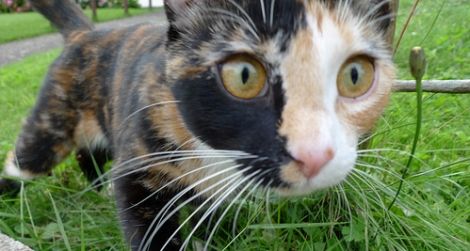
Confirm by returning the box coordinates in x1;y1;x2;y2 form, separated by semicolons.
233;144;357;197
275;158;355;196
272;146;357;196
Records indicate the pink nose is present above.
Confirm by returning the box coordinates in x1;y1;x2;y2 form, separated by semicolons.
292;147;335;178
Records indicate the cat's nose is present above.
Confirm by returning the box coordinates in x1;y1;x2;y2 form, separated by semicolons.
292;147;335;179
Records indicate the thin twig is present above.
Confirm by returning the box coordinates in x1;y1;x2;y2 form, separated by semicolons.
393;0;421;55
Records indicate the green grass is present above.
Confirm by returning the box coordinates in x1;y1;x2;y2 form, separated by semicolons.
0;8;159;44
0;0;469;250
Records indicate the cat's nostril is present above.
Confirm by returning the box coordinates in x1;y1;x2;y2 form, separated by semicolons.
293;147;335;179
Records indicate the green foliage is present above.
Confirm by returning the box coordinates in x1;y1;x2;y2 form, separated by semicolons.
113;0;141;9
0;8;157;44
0;0;468;250
0;0;31;13
394;0;470;80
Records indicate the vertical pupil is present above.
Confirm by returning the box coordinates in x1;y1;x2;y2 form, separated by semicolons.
351;67;359;85
241;67;250;84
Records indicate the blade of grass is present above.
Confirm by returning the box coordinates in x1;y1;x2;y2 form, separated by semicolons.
47;191;72;251
247;222;347;230
24;189;43;250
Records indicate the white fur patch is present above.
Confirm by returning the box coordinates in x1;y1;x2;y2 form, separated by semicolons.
275;6;394;196
2;152;36;180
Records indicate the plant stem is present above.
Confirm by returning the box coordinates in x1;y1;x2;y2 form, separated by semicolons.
387;48;425;211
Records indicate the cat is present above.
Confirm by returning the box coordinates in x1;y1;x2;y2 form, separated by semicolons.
0;0;395;250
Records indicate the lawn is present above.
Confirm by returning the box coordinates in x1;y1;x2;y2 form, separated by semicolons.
0;0;469;250
0;8;158;44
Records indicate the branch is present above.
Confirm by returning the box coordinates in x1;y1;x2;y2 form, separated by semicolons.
393;80;470;94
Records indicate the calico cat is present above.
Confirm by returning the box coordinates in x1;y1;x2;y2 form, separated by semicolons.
0;0;395;250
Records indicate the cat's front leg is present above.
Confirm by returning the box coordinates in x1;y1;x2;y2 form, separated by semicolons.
114;172;182;251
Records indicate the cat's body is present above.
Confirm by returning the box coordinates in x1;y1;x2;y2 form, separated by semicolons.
0;0;395;250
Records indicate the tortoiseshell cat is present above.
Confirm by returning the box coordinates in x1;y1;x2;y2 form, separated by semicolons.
0;0;395;250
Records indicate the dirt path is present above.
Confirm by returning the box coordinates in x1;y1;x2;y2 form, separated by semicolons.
0;12;167;67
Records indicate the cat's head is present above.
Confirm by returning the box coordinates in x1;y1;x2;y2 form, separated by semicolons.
160;0;395;196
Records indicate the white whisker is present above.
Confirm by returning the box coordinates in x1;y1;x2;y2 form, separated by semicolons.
204;8;260;40
117;101;180;135
230;169;272;237
140;166;248;251
226;0;259;34
269;0;276;27
202;171;263;250
123;158;245;212
79;152;253;194
259;0;266;24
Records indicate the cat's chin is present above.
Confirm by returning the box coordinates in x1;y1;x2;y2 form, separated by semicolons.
274;177;347;197
274;175;349;197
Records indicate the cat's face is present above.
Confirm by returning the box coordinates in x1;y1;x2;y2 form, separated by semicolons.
162;0;395;196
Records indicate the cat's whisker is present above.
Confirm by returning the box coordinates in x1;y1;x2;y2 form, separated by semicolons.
357;153;422;172
336;183;353;227
115;149;246;171
160;173;251;251
264;185;274;227
178;169;263;251
350;171;435;232
259;0;267;24
409;157;470;179
349;171;389;211
355;161;405;180
225;0;259;35
358;148;418;155
143;177;238;251
107;149;249;177
229;172;273;237
356;159;468;198
155;167;248;229
357;120;418;146
204;9;260;40
351;169;398;197
357;148;431;169
140;166;249;251
343;177;374;217
111;152;251;183
123;158;246;212
231;176;267;237
202;172;266;251
362;0;392;21
342;177;398;238
232;177;272;238
269;0;276;27
116;100;180;135
78;151;253;194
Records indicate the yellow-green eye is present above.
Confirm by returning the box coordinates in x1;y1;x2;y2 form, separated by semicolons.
220;55;267;100
337;56;375;98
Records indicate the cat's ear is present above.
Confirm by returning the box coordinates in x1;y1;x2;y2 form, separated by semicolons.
371;0;394;32
164;0;193;23
164;0;196;41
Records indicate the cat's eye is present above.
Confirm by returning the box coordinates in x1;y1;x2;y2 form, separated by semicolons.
220;55;267;100
337;56;375;99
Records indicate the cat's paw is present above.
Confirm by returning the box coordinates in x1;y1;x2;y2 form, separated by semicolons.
1;151;22;197
0;178;21;197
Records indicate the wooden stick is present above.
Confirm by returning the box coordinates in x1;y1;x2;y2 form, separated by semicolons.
393;80;470;94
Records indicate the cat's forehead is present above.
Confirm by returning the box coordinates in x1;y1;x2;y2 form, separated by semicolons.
170;0;391;65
